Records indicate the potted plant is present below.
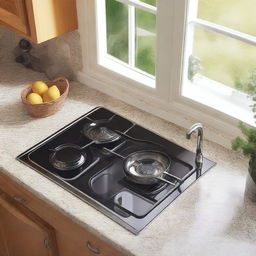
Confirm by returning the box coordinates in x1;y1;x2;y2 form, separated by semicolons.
232;69;256;201
232;122;256;201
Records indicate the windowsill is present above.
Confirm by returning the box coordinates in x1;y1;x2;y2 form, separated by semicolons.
182;75;255;126
98;54;156;89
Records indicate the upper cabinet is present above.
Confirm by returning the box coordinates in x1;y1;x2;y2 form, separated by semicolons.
0;0;78;43
0;0;29;35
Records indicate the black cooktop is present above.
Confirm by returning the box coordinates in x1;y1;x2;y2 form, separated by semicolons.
17;107;216;234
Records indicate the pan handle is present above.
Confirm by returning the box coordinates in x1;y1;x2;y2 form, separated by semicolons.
163;172;182;182
156;177;176;186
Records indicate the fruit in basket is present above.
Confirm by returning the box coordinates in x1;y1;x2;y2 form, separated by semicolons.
26;93;43;104
42;85;60;102
42;91;52;102
32;81;48;96
48;85;60;99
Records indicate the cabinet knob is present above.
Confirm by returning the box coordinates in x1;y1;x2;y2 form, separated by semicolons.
86;241;101;254
44;239;52;249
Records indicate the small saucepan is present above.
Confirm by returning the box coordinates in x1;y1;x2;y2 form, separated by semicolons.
124;151;176;185
103;148;177;186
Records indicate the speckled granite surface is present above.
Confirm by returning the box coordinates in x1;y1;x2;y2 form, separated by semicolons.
1;28;256;256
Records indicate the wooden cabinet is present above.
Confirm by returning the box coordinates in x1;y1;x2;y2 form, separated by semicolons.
57;233;102;256
0;192;58;256
0;0;77;43
0;172;124;256
0;0;29;35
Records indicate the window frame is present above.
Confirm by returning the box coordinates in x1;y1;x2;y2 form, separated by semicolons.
76;0;252;148
180;0;254;126
95;0;156;88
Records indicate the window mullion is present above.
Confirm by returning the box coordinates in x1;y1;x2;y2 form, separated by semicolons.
156;0;188;101
191;18;256;47
116;0;156;14
181;0;198;95
128;5;136;67
96;0;108;61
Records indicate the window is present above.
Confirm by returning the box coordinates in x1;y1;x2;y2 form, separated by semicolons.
77;0;255;147
96;0;157;88
105;0;156;76
182;0;254;125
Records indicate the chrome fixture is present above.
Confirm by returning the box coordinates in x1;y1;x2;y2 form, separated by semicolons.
186;123;203;176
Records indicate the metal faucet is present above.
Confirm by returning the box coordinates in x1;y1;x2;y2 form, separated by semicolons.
186;123;203;176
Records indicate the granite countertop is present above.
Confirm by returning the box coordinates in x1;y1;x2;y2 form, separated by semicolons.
1;62;256;256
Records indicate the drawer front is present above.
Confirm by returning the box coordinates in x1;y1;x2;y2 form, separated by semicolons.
57;228;123;256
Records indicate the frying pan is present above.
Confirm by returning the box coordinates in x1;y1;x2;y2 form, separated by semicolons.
103;148;178;186
124;151;177;185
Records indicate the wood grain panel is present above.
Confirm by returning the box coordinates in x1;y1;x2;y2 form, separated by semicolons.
28;0;78;43
0;0;29;34
0;172;124;256
0;0;19;14
0;192;59;256
0;0;77;43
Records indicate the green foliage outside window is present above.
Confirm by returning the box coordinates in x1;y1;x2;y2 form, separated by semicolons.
232;69;256;182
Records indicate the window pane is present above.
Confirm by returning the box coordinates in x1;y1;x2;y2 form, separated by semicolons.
135;9;156;75
139;0;156;6
190;26;256;92
198;0;256;36
106;0;128;63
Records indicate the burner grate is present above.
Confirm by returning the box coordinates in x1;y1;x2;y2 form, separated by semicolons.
49;144;86;171
82;116;121;144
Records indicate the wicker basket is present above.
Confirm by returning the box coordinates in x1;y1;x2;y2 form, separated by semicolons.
21;77;69;118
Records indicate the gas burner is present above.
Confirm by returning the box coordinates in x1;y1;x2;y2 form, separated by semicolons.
49;144;86;171
88;126;120;143
83;120;120;144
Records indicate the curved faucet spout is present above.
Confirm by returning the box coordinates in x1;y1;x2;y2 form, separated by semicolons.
186;123;204;172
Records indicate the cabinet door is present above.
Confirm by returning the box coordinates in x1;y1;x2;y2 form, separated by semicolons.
0;0;29;34
0;193;58;256
0;218;9;256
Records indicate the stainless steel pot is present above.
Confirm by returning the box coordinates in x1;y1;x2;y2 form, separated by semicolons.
123;151;176;186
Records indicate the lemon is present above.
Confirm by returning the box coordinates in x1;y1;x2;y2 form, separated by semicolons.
32;81;48;96
42;91;52;103
26;93;43;104
42;85;60;103
47;85;60;100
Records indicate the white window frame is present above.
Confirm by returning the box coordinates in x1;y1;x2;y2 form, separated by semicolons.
95;0;156;88
180;0;254;125
76;0;254;148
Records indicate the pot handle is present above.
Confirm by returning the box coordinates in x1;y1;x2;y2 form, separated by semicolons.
156;177;176;186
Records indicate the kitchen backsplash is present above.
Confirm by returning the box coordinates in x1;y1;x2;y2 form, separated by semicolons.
0;25;82;80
